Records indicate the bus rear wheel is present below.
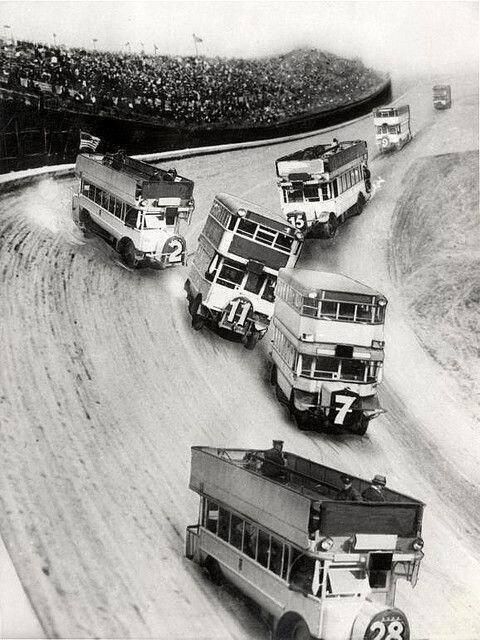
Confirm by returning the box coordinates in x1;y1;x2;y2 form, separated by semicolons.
276;614;310;640
356;192;366;215
243;329;260;350
350;414;369;436
204;557;223;585
119;239;138;269
190;294;204;330
323;213;337;239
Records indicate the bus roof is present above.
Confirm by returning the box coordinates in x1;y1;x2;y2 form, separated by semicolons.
279;268;384;298
216;192;289;227
190;446;424;550
433;84;451;90
275;140;367;178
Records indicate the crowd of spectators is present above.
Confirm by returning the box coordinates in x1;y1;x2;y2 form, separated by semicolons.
0;39;385;127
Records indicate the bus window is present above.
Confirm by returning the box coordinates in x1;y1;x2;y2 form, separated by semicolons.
243;522;257;559
337;303;356;321
218;507;230;542
244;271;264;295
304;185;320;202
274;234;294;252
327;567;369;597
332;180;338;198
230;514;244;550
319;300;337;318
289;555;317;595
302;296;318;317
205;500;219;534
356;304;373;322
144;214;165;229
288;186;304;203
301;355;314;377
320;183;331;200
237;218;256;238
281;545;290;580
82;180;91;196
374;305;386;323
270;536;283;575
257;530;270;567
340;359;367;382
256;227;276;246
261;276;276;303
125;207;138;228
216;258;245;289
165;208;177;226
314;356;338;379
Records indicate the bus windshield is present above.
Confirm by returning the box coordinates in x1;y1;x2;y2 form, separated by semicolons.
143;213;165;229
326;567;369;597
299;354;380;383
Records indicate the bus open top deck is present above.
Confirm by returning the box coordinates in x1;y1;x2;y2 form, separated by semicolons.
278;268;385;301
75;151;194;205
276;140;368;180
189;446;424;553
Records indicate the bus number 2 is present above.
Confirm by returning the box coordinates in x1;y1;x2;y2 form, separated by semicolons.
369;620;405;640
168;239;184;262
333;394;356;425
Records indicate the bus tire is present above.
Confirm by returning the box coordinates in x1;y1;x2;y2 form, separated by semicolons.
244;330;260;350
294;411;310;431
350;414;369;436
275;613;310;640
204;557;223;585
190;294;204;330
78;209;92;234
323;213;337;239
270;365;277;386
118;238;138;269
356;192;366;215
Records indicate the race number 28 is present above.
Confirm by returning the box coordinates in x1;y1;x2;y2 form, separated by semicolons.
369;621;405;640
333;394;356;425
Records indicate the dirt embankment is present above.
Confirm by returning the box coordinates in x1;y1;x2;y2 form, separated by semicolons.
390;150;480;407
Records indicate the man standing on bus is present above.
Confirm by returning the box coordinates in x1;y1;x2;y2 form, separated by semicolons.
336;475;362;501
361;474;387;502
262;440;287;480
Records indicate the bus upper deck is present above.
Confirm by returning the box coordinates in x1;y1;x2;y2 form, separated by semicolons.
275;268;387;347
276;140;368;181
275;140;370;238
185;193;303;348
76;151;195;210
190;446;424;555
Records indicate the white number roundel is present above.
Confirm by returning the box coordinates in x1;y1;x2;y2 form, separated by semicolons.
163;236;186;263
364;610;409;640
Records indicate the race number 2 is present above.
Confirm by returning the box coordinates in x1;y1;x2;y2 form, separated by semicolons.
163;236;185;263
333;394;356;425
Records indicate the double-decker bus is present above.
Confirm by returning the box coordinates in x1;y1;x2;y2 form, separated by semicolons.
72;150;195;268
270;269;387;435
433;84;452;110
373;105;412;153
275;140;371;239
184;193;304;349
186;445;424;640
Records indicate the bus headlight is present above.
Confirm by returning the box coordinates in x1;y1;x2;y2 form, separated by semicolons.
294;230;304;241
316;211;330;222
317;537;333;551
371;340;385;349
188;198;195;212
412;537;424;550
237;208;247;218
377;298;387;307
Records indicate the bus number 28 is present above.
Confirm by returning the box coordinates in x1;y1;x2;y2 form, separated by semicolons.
369;620;405;640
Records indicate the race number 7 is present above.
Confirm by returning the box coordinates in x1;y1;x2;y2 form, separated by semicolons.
333;394;356;425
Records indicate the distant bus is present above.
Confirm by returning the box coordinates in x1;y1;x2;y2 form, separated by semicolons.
275;140;371;239
433;85;452;110
72;151;195;268
373;106;412;153
186;445;424;640
270;268;387;434
184;193;304;349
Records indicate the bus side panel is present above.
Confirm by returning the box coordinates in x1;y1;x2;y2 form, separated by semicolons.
200;530;322;635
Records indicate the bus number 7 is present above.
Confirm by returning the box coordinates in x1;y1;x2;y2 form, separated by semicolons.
333;394;356;425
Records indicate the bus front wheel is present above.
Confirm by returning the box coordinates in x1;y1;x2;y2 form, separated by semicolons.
350;414;369;436
275;613;310;640
356;192;366;215
204;557;223;585
119;239;138;269
243;329;260;350
323;213;337;239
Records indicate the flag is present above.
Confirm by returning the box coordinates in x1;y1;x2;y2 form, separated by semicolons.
192;33;203;43
79;131;101;152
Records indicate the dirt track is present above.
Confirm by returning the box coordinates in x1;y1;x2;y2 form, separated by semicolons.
0;73;479;639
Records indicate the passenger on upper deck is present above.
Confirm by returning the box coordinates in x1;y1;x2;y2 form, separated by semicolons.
336;475;362;501
361;474;387;502
261;440;288;481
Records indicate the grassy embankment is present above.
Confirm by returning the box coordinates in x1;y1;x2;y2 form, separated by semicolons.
390;150;480;407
